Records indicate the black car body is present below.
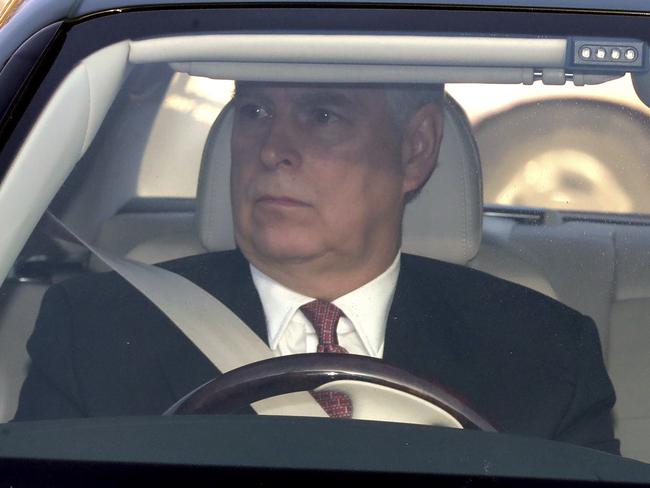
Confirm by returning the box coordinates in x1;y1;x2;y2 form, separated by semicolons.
1;0;650;485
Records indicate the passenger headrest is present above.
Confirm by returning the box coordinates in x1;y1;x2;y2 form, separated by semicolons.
197;94;482;264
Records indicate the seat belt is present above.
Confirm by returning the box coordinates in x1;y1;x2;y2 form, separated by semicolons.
45;212;327;417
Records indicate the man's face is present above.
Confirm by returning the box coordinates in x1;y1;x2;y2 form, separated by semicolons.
230;83;439;275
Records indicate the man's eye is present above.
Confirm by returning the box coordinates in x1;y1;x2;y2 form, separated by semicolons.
239;104;271;120
311;109;340;124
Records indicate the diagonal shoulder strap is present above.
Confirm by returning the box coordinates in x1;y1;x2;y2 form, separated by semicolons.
46;212;326;417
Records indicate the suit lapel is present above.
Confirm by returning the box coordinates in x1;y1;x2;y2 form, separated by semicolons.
383;258;468;388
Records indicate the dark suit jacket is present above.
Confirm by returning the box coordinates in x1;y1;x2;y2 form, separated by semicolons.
14;250;620;454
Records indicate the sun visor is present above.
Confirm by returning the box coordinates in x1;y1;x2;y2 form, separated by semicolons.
129;34;633;86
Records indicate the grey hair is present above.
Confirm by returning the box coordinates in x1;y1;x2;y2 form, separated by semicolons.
384;84;445;130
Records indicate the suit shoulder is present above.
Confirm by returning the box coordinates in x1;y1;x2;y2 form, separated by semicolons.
402;253;568;305
400;254;599;373
159;249;247;278
54;249;246;302
400;253;589;331
34;249;250;357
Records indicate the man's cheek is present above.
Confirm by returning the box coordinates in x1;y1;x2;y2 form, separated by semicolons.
307;139;361;162
231;162;255;196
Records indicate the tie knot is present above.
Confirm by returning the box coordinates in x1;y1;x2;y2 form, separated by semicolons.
300;300;347;353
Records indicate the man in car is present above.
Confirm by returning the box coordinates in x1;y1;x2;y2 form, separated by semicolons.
14;82;620;455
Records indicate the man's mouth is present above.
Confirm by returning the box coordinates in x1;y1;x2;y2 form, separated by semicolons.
256;195;310;207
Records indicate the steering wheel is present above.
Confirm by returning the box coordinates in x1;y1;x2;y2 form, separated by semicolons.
164;353;497;431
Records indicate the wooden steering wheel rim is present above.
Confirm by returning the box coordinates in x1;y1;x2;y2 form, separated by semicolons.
165;353;497;432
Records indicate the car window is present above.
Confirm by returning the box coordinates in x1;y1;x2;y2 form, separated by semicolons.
448;75;650;214
141;74;650;212
0;4;650;483
137;73;233;198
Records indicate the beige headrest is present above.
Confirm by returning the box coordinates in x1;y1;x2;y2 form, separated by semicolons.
197;95;482;265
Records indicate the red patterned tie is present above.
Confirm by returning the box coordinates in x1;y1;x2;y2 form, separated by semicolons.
300;300;353;418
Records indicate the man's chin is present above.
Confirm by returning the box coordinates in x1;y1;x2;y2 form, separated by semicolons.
259;247;324;264
245;238;327;265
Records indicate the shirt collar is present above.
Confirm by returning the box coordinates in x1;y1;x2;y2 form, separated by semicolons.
250;265;313;350
250;252;401;356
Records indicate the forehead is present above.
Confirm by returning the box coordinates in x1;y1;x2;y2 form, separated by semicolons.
234;82;391;111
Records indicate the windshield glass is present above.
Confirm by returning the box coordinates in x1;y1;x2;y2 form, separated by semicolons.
1;4;649;482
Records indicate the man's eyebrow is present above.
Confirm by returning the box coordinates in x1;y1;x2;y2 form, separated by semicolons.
231;87;360;110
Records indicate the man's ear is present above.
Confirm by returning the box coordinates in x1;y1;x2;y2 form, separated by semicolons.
400;102;444;196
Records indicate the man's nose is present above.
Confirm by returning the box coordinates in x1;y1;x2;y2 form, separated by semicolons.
259;119;301;169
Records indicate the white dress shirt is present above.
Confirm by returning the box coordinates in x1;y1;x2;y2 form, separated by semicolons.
250;253;401;359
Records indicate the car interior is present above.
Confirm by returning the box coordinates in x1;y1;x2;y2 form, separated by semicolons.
0;32;648;464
